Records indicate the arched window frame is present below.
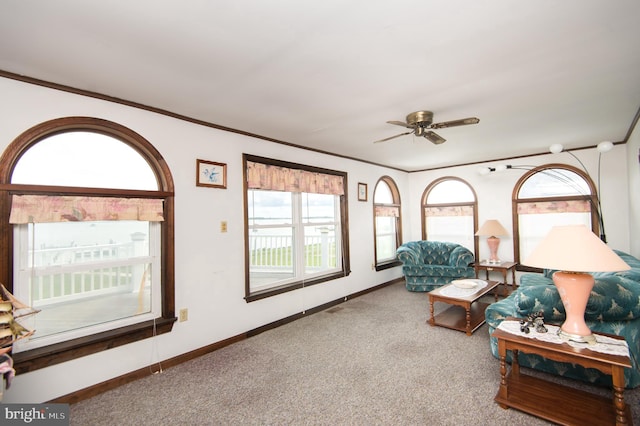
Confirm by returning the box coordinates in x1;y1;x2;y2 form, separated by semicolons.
373;176;402;271
421;177;479;257
512;163;599;272
0;117;176;374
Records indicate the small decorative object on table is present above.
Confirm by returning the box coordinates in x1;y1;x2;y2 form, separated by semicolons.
519;311;547;334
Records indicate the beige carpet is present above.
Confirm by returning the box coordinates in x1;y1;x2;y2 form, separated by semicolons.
69;282;640;425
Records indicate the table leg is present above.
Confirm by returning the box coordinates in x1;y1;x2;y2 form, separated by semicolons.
612;366;629;425
501;270;508;296
428;297;435;326
497;339;509;409
512;349;520;377
465;302;471;335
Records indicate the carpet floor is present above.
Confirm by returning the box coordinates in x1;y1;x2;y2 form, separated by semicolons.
70;282;640;425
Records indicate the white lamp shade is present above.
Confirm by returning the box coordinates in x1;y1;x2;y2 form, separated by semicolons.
523;225;630;272
475;220;509;237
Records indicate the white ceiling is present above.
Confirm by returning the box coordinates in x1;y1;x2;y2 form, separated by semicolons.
1;1;639;171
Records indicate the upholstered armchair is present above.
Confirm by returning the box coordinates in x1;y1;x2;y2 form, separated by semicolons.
396;241;475;292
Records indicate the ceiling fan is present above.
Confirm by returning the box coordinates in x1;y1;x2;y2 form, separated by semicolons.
374;111;480;144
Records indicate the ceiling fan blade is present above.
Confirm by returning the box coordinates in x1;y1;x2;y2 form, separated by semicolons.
374;131;413;143
424;131;446;145
430;117;480;129
387;120;414;129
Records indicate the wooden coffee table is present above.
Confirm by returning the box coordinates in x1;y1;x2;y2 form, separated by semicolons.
428;280;498;335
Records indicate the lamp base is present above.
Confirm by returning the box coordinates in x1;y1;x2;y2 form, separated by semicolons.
552;271;596;345
557;329;597;345
487;236;501;264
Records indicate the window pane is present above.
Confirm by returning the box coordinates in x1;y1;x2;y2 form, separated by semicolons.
304;224;337;273
15;221;155;348
12;132;158;190
425;215;475;251
519;169;590;198
374;181;393;204
427;180;474;203
375;216;397;261
248;226;295;289
302;193;336;224
518;211;591;261
249;190;292;225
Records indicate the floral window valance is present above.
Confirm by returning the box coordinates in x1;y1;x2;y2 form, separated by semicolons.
247;161;344;196
425;205;474;217
9;195;164;224
375;205;399;217
517;200;591;215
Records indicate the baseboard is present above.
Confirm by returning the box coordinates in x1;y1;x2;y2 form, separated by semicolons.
49;277;403;404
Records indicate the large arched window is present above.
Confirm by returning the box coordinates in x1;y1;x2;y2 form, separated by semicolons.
373;176;402;270
0;117;175;374
513;163;599;270
422;177;478;255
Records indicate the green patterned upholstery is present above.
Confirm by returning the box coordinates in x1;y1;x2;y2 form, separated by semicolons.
485;250;640;388
396;241;475;292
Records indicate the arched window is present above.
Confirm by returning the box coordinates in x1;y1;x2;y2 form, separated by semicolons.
513;163;599;270
0;117;175;374
373;177;402;270
422;177;478;255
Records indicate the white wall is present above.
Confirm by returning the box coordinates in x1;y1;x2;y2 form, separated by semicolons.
627;121;640;258
0;77;408;403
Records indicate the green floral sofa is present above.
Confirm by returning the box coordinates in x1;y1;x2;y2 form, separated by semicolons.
396;241;475;292
485;250;640;388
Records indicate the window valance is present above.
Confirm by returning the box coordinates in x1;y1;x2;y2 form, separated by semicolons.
246;161;344;196
425;205;474;217
517;200;591;215
375;205;400;217
9;195;164;224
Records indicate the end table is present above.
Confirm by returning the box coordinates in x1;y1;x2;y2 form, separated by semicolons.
492;325;632;425
475;261;517;296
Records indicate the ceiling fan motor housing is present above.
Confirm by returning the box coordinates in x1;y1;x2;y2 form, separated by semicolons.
406;111;434;127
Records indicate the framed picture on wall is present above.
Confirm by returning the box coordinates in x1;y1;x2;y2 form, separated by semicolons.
358;182;368;201
196;159;227;189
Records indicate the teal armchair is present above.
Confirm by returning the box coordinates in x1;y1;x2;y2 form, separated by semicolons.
396;241;475;292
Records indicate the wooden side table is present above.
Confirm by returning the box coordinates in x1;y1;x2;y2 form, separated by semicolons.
475;261;517;295
492;326;632;425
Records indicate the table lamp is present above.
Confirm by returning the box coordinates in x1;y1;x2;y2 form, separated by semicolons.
523;224;630;344
476;220;509;264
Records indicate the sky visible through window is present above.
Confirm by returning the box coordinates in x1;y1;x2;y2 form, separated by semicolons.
12;131;157;190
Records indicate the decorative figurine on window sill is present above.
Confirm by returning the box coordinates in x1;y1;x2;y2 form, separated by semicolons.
519;311;547;334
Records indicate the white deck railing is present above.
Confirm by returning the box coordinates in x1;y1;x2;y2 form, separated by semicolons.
249;234;337;271
28;241;149;306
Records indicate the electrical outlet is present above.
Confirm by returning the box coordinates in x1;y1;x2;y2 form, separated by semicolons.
179;308;188;322
220;221;228;233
